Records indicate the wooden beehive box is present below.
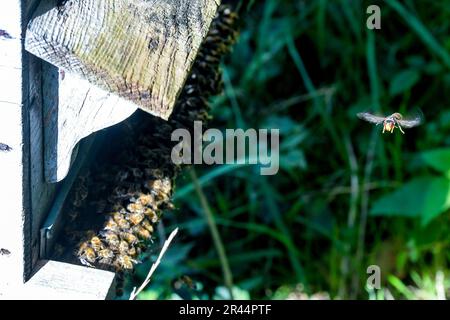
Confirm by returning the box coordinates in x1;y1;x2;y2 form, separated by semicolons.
0;0;220;299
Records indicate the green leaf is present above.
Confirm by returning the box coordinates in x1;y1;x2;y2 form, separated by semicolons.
389;69;420;96
421;177;450;226
280;149;307;170
370;176;450;226
422;148;450;177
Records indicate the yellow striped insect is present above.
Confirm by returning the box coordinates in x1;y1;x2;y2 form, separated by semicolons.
357;111;423;134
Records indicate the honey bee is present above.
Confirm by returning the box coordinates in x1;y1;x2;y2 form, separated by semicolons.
127;202;144;214
72;180;88;208
147;178;172;201
0;143;12;152
164;201;176;211
177;275;197;290
78;243;96;267
101;230;120;249
118;240;130;255
0;248;11;256
90;236;104;251
85;230;97;239
357;111;423;134
132;225;152;240
98;248;114;264
104;217;120;233
112;204;125;211
113;212;131;230
137;193;153;206
128;246;137;257
114;254;135;270
141;219;154;233
143;208;158;223
128;211;145;225
120;231;138;245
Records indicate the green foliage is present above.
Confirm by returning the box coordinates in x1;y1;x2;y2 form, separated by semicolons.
133;0;450;300
371;147;450;225
370;176;450;225
422;148;450;177
389;69;420;96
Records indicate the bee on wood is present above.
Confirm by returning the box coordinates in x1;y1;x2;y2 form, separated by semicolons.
0;143;12;152
0;248;11;256
357;111;423;134
77;242;96;266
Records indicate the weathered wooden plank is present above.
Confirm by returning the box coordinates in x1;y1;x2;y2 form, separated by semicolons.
0;0;30;290
2;260;116;300
25;0;221;120
0;0;58;293
0;101;29;290
29;54;59;269
40;135;97;258
42;62;138;183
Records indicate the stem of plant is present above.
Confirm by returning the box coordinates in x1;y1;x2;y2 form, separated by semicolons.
190;167;234;299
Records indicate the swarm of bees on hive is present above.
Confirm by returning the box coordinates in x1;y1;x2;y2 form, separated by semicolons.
53;4;240;295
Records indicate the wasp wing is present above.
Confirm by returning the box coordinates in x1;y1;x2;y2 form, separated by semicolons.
397;109;424;128
357;112;385;125
397;116;423;128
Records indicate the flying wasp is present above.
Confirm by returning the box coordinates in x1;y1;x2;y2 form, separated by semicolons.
357;111;423;134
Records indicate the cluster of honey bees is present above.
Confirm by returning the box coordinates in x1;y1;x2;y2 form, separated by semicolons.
74;168;174;272
54;4;239;294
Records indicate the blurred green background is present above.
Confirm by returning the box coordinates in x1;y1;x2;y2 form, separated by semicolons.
129;0;450;300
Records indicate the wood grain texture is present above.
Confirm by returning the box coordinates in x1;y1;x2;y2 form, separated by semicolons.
29;56;59;270
3;260;116;300
26;0;221;120
0;0;33;291
42;62;138;183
